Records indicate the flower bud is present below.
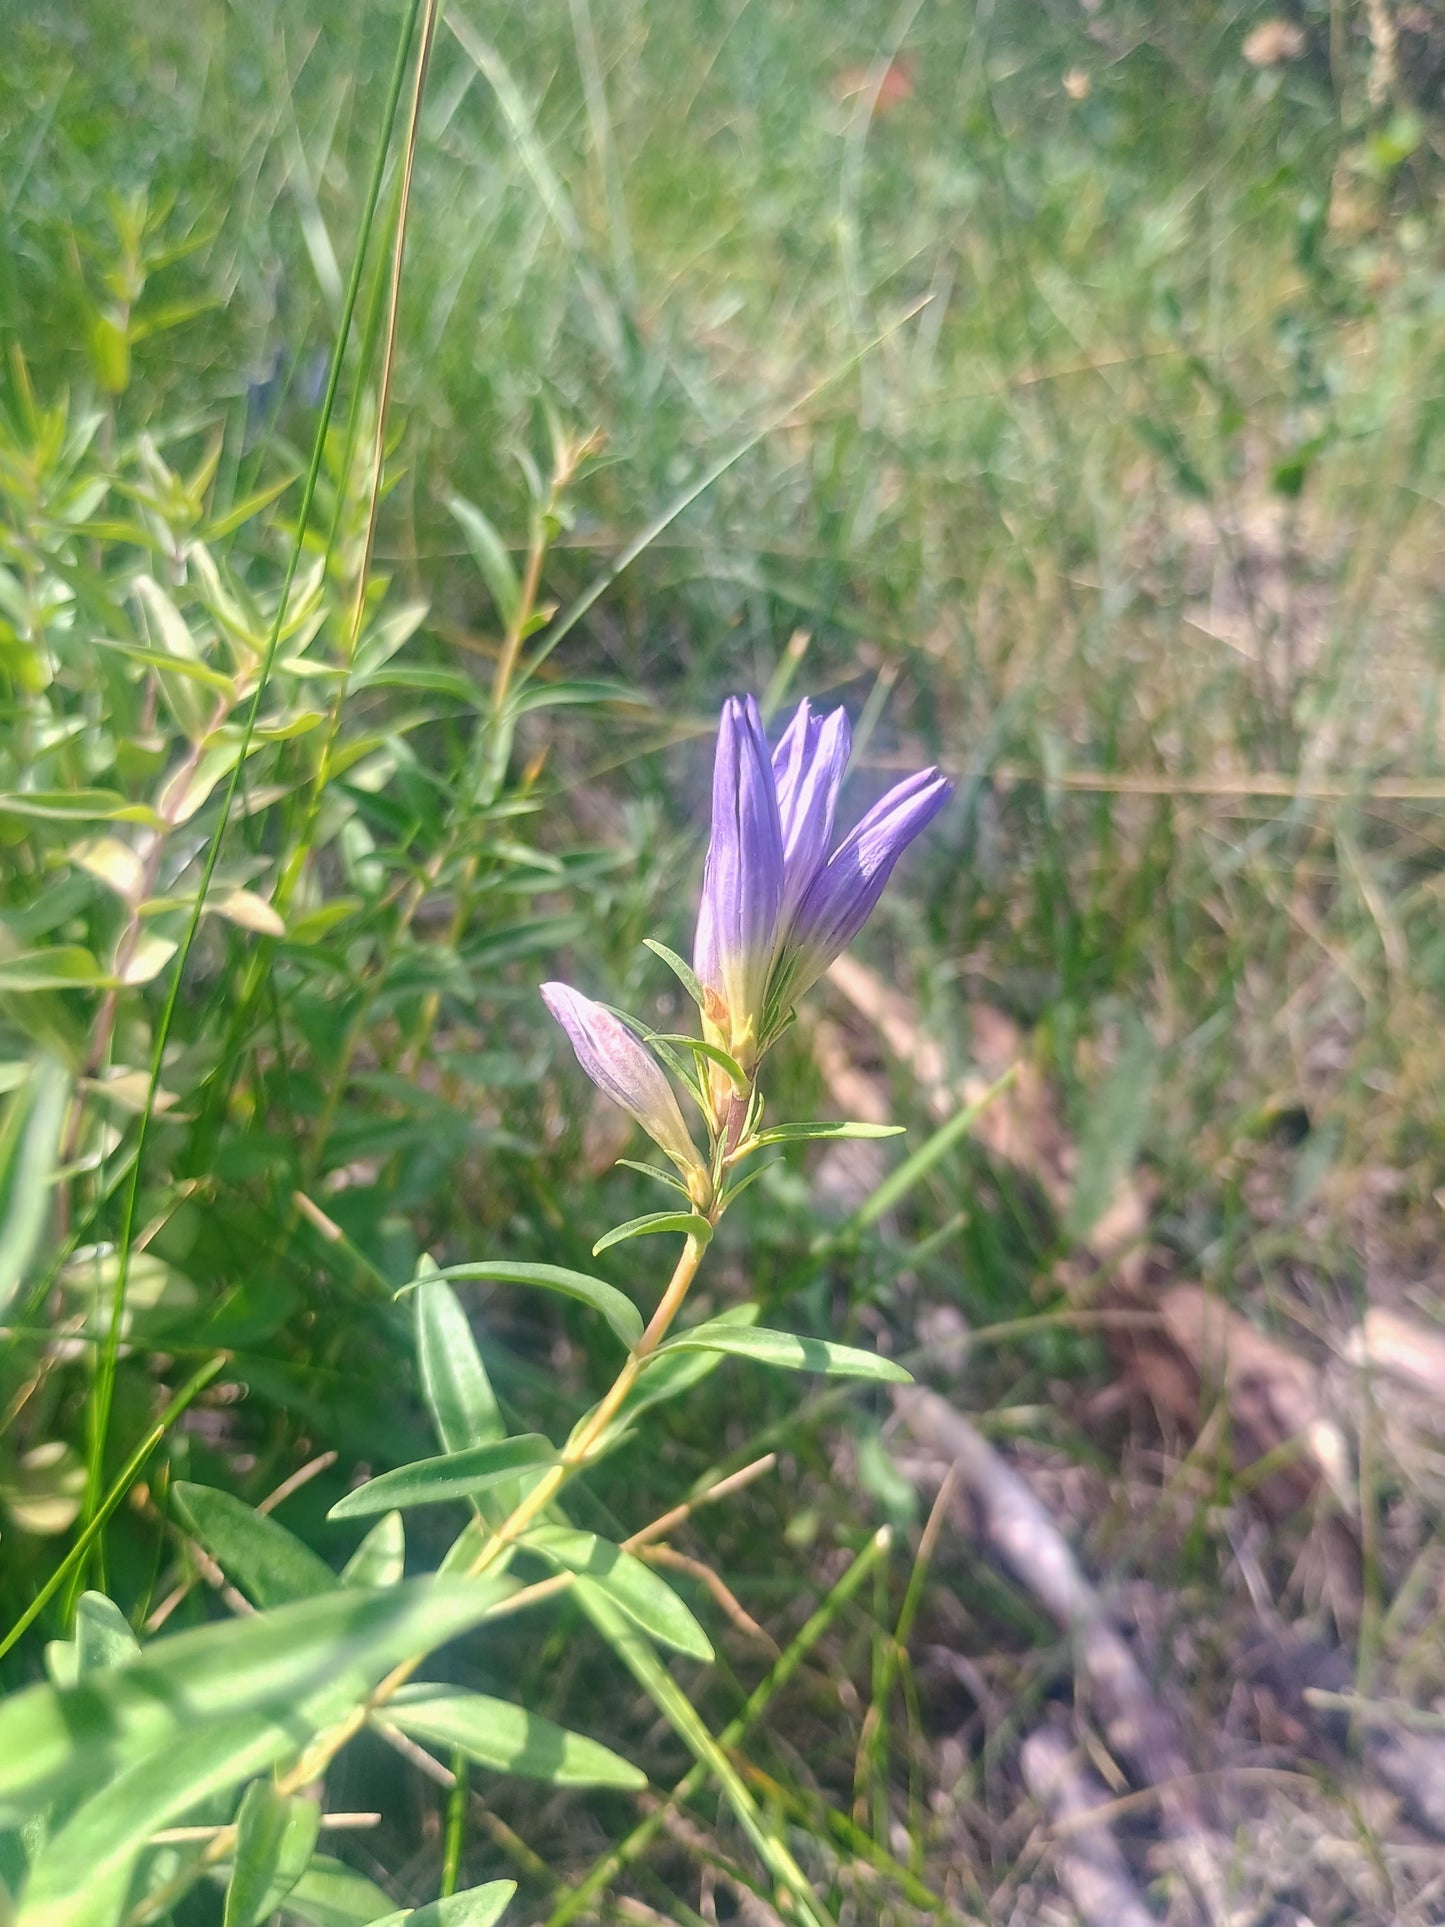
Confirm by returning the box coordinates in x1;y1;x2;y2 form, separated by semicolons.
541;982;705;1182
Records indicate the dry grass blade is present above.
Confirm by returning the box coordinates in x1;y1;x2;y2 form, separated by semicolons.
896;1387;1226;1921
1020;1721;1161;1927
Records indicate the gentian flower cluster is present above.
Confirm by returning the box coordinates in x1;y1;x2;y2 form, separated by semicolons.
542;694;951;1202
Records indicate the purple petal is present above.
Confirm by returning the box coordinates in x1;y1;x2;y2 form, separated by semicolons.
771;700;852;928
692;696;784;1057
541;982;703;1176
778;768;953;1003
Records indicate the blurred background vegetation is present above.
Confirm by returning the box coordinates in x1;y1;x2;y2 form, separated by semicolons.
4;0;1445;1919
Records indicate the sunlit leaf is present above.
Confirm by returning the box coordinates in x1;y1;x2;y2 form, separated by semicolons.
749;1121;905;1146
652;1320;911;1383
69;837;144;904
240;1853;395;1927
522;1527;712;1661
415;1262;642;1352
327;1437;555;1520
591;1213;710;1258
0;1061;68;1315
172;1482;337;1607
0;792;160;827
209;889;285;937
0;948;105;993
383;1685;646;1788
0;1579;515;1825
374;1880;517;1927
223;1783;321;1927
115;930;177;987
20;1709;318;1927
413;1264;504;1454
340;1512;405;1590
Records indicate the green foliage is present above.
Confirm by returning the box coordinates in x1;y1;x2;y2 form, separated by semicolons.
3;0;1444;1919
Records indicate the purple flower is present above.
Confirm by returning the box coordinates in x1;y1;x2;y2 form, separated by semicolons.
694;695;953;1062
692;695;783;1068
771;765;954;1008
541;982;705;1182
772;700;852;928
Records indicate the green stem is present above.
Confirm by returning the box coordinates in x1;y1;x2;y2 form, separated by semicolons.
73;0;431;1601
544;1526;891;1926
1;1356;225;1664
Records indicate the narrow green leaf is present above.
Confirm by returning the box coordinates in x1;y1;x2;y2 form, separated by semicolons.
446;492;521;631
88;635;235;692
204;469;299;542
613;1158;690;1198
20;1710;317;1927
837;1066;1018;1239
44;1592;138;1691
0;792;160;827
652;1321;911;1384
223;1783;321;1927
0;1062;69;1316
522;1527;712;1662
327;1437;555;1521
75;1594;138;1675
641;938;707;1011
414;1262;642;1351
0;1579;515;1826
377;1880;517;1927
651;1034;746;1090
134;575;212;739
719;1159;780;1208
606;1305;761;1434
340;1512;405;1589
575;1584;831;1927
0;949;105;993
591;1213;711;1258
173;1482;337;1607
265;1854;397;1927
413;1264;504;1453
384;1685;646;1789
750;1121;906;1146
508;678;639;716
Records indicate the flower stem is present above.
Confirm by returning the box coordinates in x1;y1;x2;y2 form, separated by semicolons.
261;1229;712;1816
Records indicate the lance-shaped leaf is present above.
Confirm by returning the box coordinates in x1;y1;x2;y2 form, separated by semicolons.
0;1579;515;1825
340;1512;405;1589
650;1319;911;1384
591;1212;711;1258
416;1262;642;1351
748;1120;905;1147
521;1527;713;1661
173;1482;336;1607
413;1264;504;1453
328;1437;556;1521
374;1881;517;1927
44;1591;138;1690
24;1710;331;1927
257;1855;396;1927
0;1061;68;1317
223;1782;321;1927
382;1685;646;1789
